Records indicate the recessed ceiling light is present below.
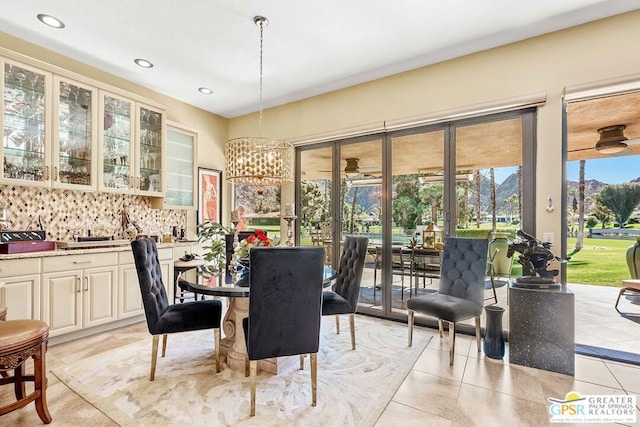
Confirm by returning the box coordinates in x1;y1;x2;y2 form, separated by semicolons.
198;87;213;95
134;58;154;68
37;14;65;29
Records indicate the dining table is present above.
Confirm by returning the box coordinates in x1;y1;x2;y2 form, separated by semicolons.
179;265;337;374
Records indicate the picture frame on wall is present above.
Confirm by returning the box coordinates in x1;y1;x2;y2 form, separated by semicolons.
197;168;222;225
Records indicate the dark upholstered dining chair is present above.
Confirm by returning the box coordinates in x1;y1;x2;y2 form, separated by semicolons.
243;246;325;416
407;237;488;365
322;236;369;350
131;238;223;380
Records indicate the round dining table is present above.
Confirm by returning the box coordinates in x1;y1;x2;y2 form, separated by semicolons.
179;265;336;373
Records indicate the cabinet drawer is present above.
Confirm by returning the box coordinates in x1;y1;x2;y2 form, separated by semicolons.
119;247;172;265
0;258;41;278
42;253;118;273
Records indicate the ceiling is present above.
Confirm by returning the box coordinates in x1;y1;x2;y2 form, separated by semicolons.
1;1;639;119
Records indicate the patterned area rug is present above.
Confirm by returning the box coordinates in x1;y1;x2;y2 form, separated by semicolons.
53;316;432;427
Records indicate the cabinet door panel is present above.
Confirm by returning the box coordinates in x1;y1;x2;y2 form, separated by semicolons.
84;266;117;328
1;274;40;320
42;271;82;337
118;264;144;318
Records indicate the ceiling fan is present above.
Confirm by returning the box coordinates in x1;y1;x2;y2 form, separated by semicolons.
568;124;640;155
343;158;381;178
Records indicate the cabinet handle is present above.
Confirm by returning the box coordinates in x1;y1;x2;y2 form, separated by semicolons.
129;175;134;189
44;166;50;181
77;277;82;293
54;166;59;181
73;260;92;264
84;276;89;292
136;176;140;189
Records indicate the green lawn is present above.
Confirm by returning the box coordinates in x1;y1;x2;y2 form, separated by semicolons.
566;237;635;286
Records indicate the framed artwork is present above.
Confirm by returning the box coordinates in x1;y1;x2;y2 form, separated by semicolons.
198;168;222;224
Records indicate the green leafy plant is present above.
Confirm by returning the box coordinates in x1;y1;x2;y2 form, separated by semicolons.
197;220;231;278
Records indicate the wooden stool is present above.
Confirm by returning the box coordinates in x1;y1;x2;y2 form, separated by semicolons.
615;279;640;313
0;320;52;424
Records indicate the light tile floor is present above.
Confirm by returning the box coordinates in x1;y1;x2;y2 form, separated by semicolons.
1;315;639;426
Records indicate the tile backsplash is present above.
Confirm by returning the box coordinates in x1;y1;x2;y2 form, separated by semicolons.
0;185;185;241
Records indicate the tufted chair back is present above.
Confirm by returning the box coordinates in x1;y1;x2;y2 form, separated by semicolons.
438;237;489;308
334;236;369;311
131;238;169;334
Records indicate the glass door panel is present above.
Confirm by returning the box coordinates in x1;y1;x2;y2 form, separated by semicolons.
339;139;382;310
165;125;195;208
2;61;50;185
99;93;134;192
137;105;163;194
455;117;522;238
298;145;333;260
54;77;96;189
390;129;445;311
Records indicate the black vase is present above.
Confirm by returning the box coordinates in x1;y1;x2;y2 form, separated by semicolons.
483;305;505;359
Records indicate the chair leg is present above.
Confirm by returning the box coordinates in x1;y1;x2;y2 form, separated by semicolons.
349;313;356;350
407;309;414;347
438;319;444;338
161;334;168;357
14;363;25;400
475;316;481;353
448;321;456;366
34;341;52;424
150;335;159;381
249;360;257;416
615;288;625;312
245;356;249;378
299;354;305;370
310;353;317;407
214;328;221;373
335;315;340;334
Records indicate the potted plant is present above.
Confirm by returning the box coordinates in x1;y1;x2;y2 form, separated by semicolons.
196;220;231;279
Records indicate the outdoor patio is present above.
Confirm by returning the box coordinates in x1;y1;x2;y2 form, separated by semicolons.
357;266;640;363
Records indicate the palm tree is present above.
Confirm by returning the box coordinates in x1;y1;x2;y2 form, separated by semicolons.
474;169;481;228
490;168;496;232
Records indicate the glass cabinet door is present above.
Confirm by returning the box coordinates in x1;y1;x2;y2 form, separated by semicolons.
164;124;196;208
99;92;134;192
53;77;97;189
1;60;51;186
136;105;163;195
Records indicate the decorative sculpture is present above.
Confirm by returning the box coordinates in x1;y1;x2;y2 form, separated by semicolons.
507;230;560;284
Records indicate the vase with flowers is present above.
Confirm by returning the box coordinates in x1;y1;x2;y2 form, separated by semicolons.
232;230;280;280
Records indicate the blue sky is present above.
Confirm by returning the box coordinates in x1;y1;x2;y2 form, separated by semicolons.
567;157;639;185
490;157;638;185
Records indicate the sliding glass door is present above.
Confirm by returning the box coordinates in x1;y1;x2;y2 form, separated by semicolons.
296;109;536;322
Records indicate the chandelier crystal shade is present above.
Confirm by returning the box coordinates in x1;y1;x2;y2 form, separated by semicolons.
225;136;294;185
224;16;294;186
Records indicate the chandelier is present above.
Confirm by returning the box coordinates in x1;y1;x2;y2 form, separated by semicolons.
225;16;294;187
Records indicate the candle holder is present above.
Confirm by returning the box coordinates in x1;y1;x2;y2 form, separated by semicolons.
231;221;240;248
281;215;297;247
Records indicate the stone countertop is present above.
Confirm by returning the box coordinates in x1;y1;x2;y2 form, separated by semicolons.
0;240;198;260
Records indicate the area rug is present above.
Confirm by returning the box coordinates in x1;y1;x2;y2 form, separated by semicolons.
52;316;432;427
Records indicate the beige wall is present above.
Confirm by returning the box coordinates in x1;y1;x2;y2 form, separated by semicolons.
3;10;640;241
229;10;640;243
0;31;228;230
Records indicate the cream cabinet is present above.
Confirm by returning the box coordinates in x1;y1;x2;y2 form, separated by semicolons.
0;257;41;320
1;52;166;194
118;247;173;319
41;253;117;337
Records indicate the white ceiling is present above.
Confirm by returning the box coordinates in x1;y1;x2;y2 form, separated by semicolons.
1;1;639;118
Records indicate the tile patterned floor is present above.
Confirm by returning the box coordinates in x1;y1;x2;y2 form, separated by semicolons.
1;314;639;426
